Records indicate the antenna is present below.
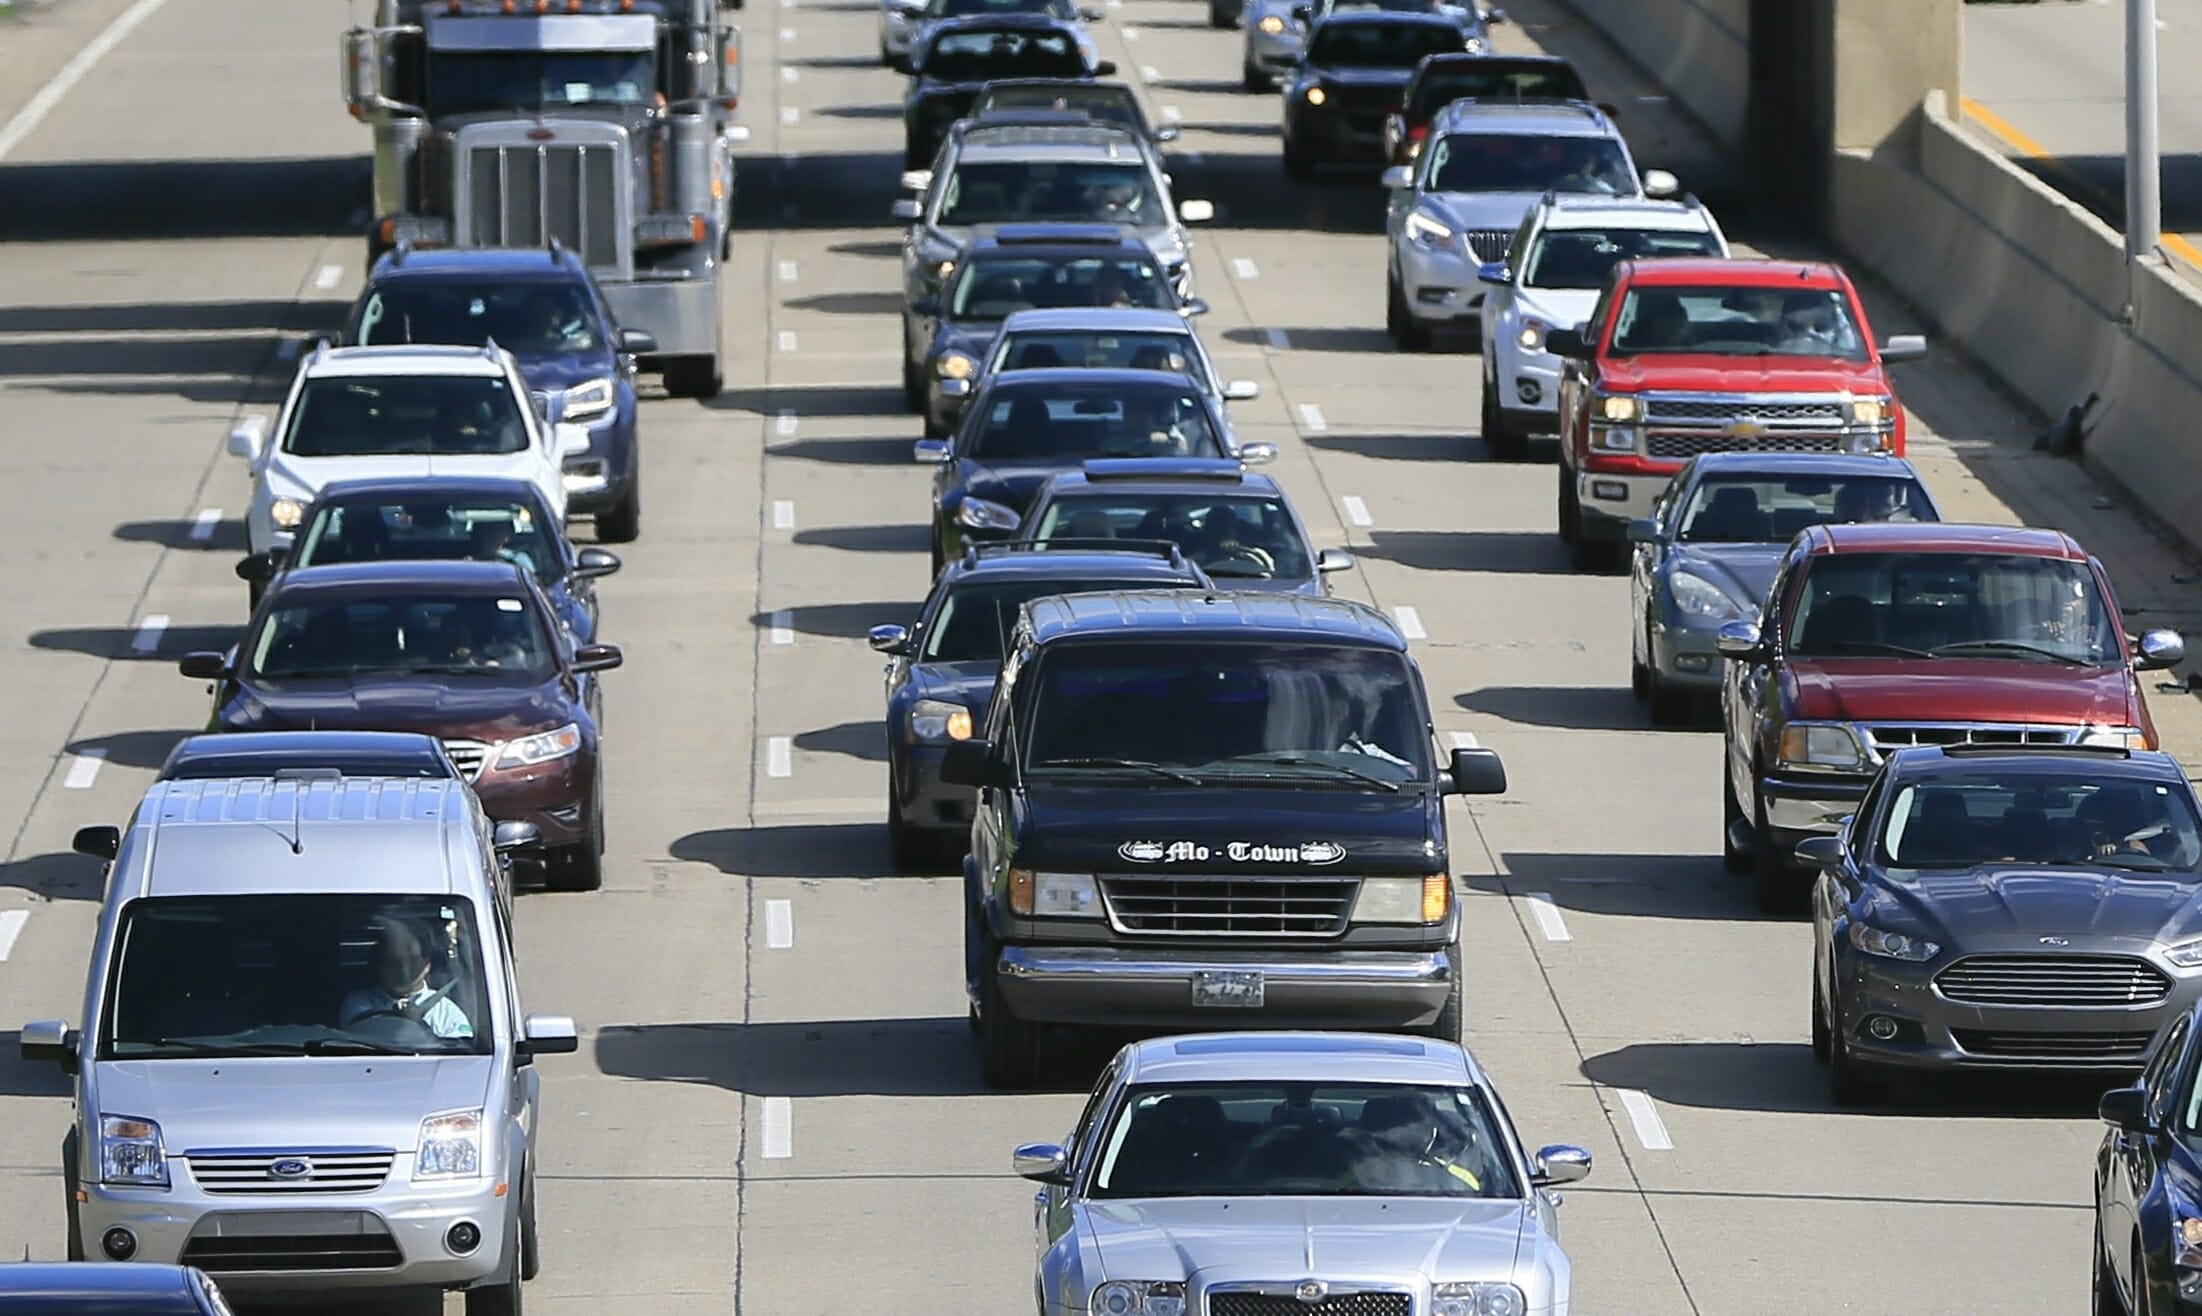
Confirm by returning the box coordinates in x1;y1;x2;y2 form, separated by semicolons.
287;779;305;855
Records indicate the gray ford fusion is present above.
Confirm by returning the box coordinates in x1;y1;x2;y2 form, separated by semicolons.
1017;1032;1589;1316
1803;744;2202;1106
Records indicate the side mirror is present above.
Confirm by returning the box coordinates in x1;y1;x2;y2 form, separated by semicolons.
1476;261;1511;286
1181;297;1211;317
177;652;229;680
1715;619;1767;662
1291;3;1311;19
1446;746;1507;795
1793;835;1846;870
1316;547;1355;574
227;420;267;461
868;623;913;655
1531;1144;1589;1187
1012;1141;1071;1185
1094;58;1118;76
1544;326;1588;359
2137;628;2186;671
715;27;743;104
910;294;941;318
571;643;623;674
1178;199;1216;224
2100;1085;2155;1136
72;825;120;861
18;1020;77;1073
521;1013;581;1057
1379;165;1412;192
1236;441;1278;466
1879;333;1928;364
574;547;623;579
1625;517;1660;545
890;198;924;221
1641;168;1679;198
900;168;934;192
914;439;952;464
493;820;543;851
618;328;659;354
939;738;1000;788
1079;4;1105;17
1483;5;1507;21
1222;379;1260;401
1154;124;1181;143
939;377;973;398
235;550;285;584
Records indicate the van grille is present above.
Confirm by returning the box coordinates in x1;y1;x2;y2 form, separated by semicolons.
187;1151;395;1195
464;142;623;269
1863;724;2078;751
442;739;490;782
1099;874;1356;937
1936;954;2171;1007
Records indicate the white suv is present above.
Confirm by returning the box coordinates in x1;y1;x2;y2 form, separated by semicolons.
230;343;577;558
1476;193;1727;458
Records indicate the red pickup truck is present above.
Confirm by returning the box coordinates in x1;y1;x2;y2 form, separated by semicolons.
1548;257;1927;570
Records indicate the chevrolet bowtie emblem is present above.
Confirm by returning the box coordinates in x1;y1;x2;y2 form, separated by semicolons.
1726;418;1769;439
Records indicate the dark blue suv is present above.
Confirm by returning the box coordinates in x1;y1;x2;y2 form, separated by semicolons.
343;243;652;542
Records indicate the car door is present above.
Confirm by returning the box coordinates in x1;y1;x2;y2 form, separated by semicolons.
1629;463;1685;650
2108;1015;2194;1305
1725;543;1801;818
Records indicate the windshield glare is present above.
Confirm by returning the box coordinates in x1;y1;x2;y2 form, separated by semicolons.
1880;776;2202;871
992;331;1208;387
104;894;492;1058
1522;227;1720;290
1612;284;1868;360
1412;67;1586;118
295;500;561;583
1031;495;1312;581
1785;552;2118;665
1427;133;1634;195
282;377;529;458
939;162;1161;226
1674;476;1934;544
426;50;653;114
1089;1083;1520;1199
979;87;1141;129
1307;23;1462;68
948;256;1173;318
353;282;602;356
1024;642;1431;780
924;29;1084;79
251;592;557;681
966;385;1224;460
923;578;1175;661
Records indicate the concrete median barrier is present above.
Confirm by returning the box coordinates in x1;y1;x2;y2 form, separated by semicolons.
1558;0;1749;151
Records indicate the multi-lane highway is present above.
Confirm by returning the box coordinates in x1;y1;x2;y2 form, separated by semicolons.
3;0;2202;1311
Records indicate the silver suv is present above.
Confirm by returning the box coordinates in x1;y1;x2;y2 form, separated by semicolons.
21;774;572;1311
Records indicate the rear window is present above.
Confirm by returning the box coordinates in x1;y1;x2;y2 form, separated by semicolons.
1520;227;1721;290
1307;21;1463;67
1412;63;1587;118
281;376;529;458
924;28;1084;79
947;255;1173;318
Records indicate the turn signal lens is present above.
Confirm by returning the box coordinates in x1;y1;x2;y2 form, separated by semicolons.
1007;867;1034;915
1421;873;1450;923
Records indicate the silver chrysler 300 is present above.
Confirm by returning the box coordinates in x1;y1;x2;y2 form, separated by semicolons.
1014;1032;1590;1316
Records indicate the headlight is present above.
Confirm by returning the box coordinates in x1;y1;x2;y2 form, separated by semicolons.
936;258;957;280
1433;1282;1526;1316
936;351;977;380
1463;35;1487;52
2178;1213;2202;1270
1596;393;1642;423
414;1108;484;1181
1840;430;1892;454
1846;395;1889;426
270;497;306;529
1776;722;1866;773
1352;874;1450;924
956;497;1019;532
2079;724;2148;749
1848;921;1938;962
1517;317;1549;351
1009;868;1102;917
2166;939;2202;969
909;697;974;742
1668;570;1739;621
1090;1281;1186;1316
1305;85;1327;105
1404;209;1453;249
1257;13;1285;31
99;1115;169;1188
563;376;616;422
1590;424;1639;453
496;722;583;769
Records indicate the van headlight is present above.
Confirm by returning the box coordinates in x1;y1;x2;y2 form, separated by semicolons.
909;698;973;742
1010;869;1102;918
1091;1280;1185;1315
99;1115;170;1188
563;377;616;423
1353;874;1449;924
1433;1282;1525;1316
414;1109;484;1181
497;722;583;768
1776;722;1867;773
2078;724;2147;749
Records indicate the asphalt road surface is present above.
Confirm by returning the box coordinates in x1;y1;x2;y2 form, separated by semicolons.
2;0;2201;1312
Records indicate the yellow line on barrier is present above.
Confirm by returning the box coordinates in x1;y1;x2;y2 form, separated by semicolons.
1959;95;2202;268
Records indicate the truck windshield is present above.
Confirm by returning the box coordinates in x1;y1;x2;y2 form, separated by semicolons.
1024;641;1430;781
1088;1083;1521;1199
1609;284;1869;361
1785;551;2119;666
923;578;1178;662
947;256;1174;318
1673;475;1934;544
1426;133;1634;195
1520;227;1721;290
1878;774;2202;872
282;376;530;458
103;894;493;1059
1029;494;1313;581
249;591;559;682
354;282;603;356
426;50;654;114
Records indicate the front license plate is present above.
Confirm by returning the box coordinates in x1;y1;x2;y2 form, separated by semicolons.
1191;970;1265;1008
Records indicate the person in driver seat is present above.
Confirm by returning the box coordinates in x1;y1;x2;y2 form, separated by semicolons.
339;916;472;1040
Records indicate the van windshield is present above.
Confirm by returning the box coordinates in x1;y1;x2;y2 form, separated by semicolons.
1024;641;1430;783
103;894;493;1059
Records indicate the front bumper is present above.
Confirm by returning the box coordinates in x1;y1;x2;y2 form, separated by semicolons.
890;741;976;836
472;752;596;848
994;945;1454;1029
1286;107;1390;163
1247;29;1303;71
1488;331;1563;421
1571;468;1664;539
1397;241;1485;324
1758;773;1868;850
559;411;635;515
1646;610;1735;691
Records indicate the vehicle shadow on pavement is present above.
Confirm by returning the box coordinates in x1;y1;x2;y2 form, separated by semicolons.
0;334;282;384
669;821;904;879
594;1018;1000;1097
792;524;932;554
766;436;925;465
782;289;907;316
795;720;888;762
826;238;906;261
786;53;886;70
813;104;905;121
1220;325;1391;354
750;602;917;639
1453;685;1652;732
1580;1040;2119;1121
65;729;193;773
706;383;905;419
0;1033;73;1100
733;153;901;232
0;299;346;335
1165;152;1389;234
1303;433;1482;463
0;157;370;242
0;853;101;904
113;518;247;553
1357;530;1574;574
30;624;241;662
1477;852;1766;923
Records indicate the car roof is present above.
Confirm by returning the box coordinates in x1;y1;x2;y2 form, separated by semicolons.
1311;8;1460;28
127;778;480;900
947;547;1206;583
1537;196;1714;231
1416;52;1573;73
998;307;1192;334
965;226;1149;257
1684;452;1923;480
1038;460;1283;497
1800;521;2086;559
265;559;537;598
1434;98;1613;137
310;475;551;507
368;245;587;282
0;1262;206;1305
1619;256;1845;287
300;343;508;378
1121;1032;1480;1086
1026;590;1407;649
959;129;1148;162
981;76;1139;100
1884;744;2191;784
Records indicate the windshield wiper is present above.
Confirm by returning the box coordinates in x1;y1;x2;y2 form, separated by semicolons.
302;1037;429;1056
1036;756;1203;785
1201;563;1276;578
1929;639;2090;665
117;1039;300;1057
2084;852;2178;872
1234;754;1403;792
1807;639;1939;659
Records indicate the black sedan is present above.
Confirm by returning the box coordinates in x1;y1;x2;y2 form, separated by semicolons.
972;78;1178;148
2097;999;2202;1316
905;15;1112;167
915;367;1265;572
0;1264;232;1313
1801;744;2202;1106
238;476;621;644
1283;12;1470;176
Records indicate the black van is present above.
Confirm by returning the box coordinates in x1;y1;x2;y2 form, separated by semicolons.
941;589;1507;1086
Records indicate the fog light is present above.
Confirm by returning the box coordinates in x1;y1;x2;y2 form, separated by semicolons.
101;1227;137;1261
1515;378;1541;405
446;1221;482;1255
1674;653;1711;673
1590;480;1628;502
1866;1015;1899;1041
1415;287;1450;305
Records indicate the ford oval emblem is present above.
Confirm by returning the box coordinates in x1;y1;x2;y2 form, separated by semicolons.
268;1157;311;1180
2039;936;2070;947
1295;1280;1328;1304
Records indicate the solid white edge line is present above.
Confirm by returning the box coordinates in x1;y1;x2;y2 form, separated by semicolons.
769;610;794;645
761;1096;793;1158
1265;327;1290;350
766;736;793;778
775;409;798;437
0;0;173;161
765;898;795;949
771;499;795;530
1295;402;1326;432
64;750;106;791
1231;257;1259;279
1448;731;1479;750
1524;892;1571;942
190;509;222;542
0;909;26;961
131;615;169;653
1392;605;1424;640
313;264;343;291
776;330;799;353
1340;495;1371;528
1617;1089;1673;1151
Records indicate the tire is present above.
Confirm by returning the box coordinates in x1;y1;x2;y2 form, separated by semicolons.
1721;759;1751;875
902;338;925;413
1809;964;1832;1063
978;934;1043;1088
545;799;605;893
1243;61;1270;92
1210;0;1238;27
1480;371;1522;460
1752;787;1804;916
1647;670;1692;728
1630;622;1651;701
887;792;929;873
1283;140;1311;179
247;578;266;611
1416;944;1462;1042
2093;1237;2121;1316
1386;273;1428;352
930;531;947;578
464;1200;527;1316
661;356;721;400
62;1129;84;1262
519;1168;541;1282
1555;465;1578;545
595;483;641;545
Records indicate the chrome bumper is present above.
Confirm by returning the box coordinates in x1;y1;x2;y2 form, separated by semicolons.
996;945;1453;1029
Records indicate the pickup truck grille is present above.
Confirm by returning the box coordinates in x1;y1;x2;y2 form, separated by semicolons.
1099;873;1357;936
1635;392;1877;461
1461;228;1513;263
462;140;624;270
1646;432;1845;458
1648;398;1845;424
1862;723;2078;753
1210;1292;1412;1316
188;1151;395;1195
1937;954;2171;1007
1949;1028;2157;1064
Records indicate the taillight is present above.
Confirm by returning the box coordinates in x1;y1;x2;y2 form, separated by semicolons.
1406;123;1428;141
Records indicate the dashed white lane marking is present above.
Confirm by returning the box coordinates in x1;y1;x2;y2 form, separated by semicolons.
1340;495;1372;528
1123;24;1142;39
0;0;173;161
1617;1089;1674;1151
1160;104;1183;123
781;65;800;83
1231;257;1259;279
780;106;801;126
1448;731;1479;750
131;615;169;653
1295;402;1327;432
765;899;795;949
63;751;105;791
312;264;343;291
772;499;796;530
275;337;303;362
1391;605;1425;640
770;610;794;645
1525;893;1571;942
0;909;26;961
1264;327;1290;350
778;260;799;283
766;736;793;778
1138;64;1160;83
190;509;222;542
761;1096;793;1158
775;409;798;437
780;25;796;38
777;330;799;353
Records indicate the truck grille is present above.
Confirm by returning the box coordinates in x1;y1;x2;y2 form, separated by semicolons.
1863;724;2077;752
1647;399;1845;424
1646;432;1845;458
1937;955;2171;1007
443;738;490;782
464;141;623;270
187;1151;395;1195
1099;873;1357;936
1461;229;1513;263
1950;1028;2158;1064
181;1229;403;1274
1209;1292;1412;1316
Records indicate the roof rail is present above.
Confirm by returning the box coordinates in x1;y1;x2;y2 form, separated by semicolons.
548;235;565;262
391;240;412;267
961;537;1191;567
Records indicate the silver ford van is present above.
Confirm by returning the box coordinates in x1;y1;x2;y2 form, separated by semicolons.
20;774;575;1313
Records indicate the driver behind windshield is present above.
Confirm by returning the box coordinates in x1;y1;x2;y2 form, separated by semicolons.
339;915;473;1040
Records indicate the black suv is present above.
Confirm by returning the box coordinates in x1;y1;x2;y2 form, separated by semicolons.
940;589;1508;1086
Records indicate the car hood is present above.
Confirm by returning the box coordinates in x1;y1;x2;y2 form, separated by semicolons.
509;350;619;393
1596;355;1888;394
1084;1197;1527;1284
1421;192;1550;235
93;1055;496;1154
269;451;542;494
1019;781;1442;871
231;673;574;742
1877;868;2202;950
1665;542;1784;613
1784;659;2135;726
908;659;1002;709
1509;285;1599;333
